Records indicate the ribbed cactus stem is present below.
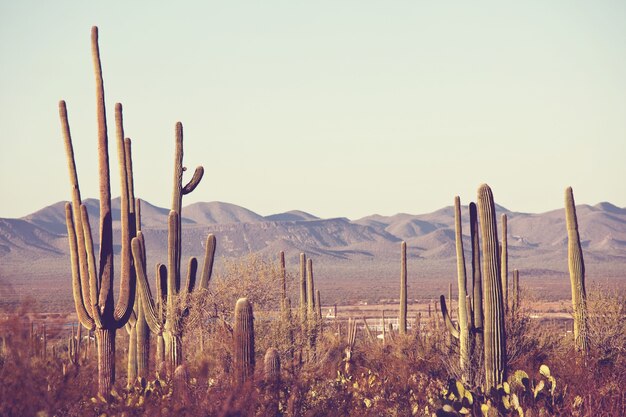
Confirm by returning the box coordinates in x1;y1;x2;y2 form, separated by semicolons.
127;323;137;388
279;251;287;302
306;258;316;320
234;298;255;385
136;296;149;378
316;290;322;327
264;347;281;383
565;187;588;355
453;196;470;377
399;241;407;335
469;202;484;351
512;269;520;314
198;234;216;290
501;214;509;312
477;184;507;389
299;253;307;327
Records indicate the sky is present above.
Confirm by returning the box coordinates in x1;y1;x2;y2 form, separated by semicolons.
1;1;625;220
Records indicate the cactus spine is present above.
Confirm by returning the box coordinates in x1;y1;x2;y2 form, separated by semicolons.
60;27;137;398
477;184;507;389
399;241;408;335
234;298;255;385
565;187;588;355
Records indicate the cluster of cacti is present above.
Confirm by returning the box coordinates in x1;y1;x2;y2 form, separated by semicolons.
131;121;216;378
68;324;81;365
234;297;255;385
565;186;588;355
60;26;137;398
440;185;507;389
296;252;321;361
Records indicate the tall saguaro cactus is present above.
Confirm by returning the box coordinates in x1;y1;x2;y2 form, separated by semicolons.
565;187;588;355
60;27;137;398
399;241;408;335
234;298;255;385
477;184;507;389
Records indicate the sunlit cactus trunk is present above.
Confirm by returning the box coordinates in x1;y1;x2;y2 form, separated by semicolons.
135;296;150;378
477;184;507;390
234;298;255;385
501;214;509;312
96;328;116;397
565;187;588;355
512;269;520;314
399;241;408;335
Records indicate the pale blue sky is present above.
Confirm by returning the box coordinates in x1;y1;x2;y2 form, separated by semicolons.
1;1;625;219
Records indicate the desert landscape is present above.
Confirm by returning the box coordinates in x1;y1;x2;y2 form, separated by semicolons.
1;3;625;417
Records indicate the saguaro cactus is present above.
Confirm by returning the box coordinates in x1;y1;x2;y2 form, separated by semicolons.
131;124;214;377
60;27;136;398
399;241;408;335
501;214;509;312
264;347;281;383
299;253;307;331
477;184;507;389
234;298;255;385
565;186;588;355
512;269;521;314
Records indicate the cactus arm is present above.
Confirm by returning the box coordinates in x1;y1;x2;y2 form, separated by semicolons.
279;251;287;301
184;257;198;295
469;202;483;334
90;26;115;316
182;166;204;194
80;205;104;329
59;101;92;312
131;236;164;334
155;262;167;324
113;103;136;324
454;196;470;374
65;203;95;330
440;295;460;339
198;234;216;290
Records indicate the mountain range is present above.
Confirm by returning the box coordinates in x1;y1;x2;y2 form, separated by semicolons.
1;199;625;309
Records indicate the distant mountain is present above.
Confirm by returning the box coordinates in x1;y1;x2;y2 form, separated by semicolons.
2;198;625;309
265;210;320;222
183;201;265;225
